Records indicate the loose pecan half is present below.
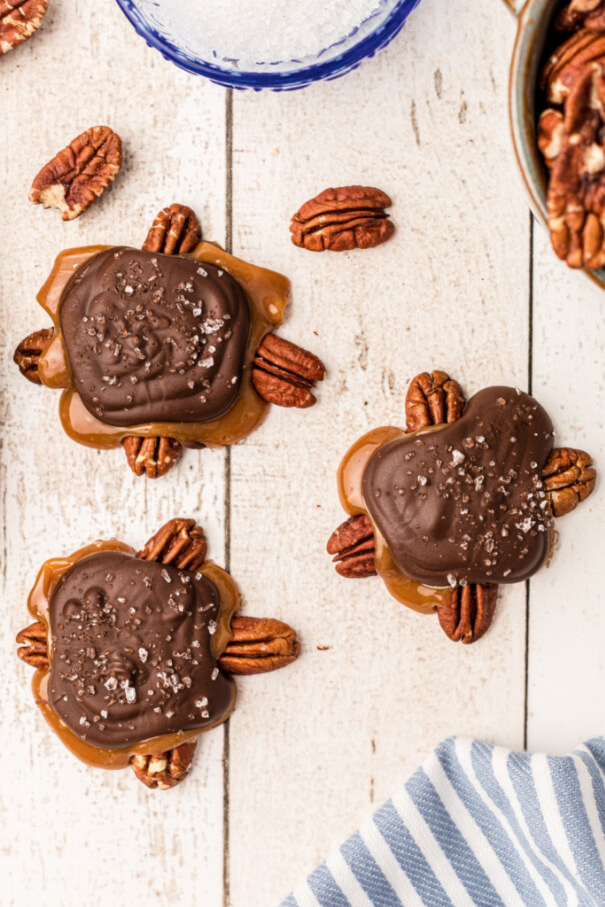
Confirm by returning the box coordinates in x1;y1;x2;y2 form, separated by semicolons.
252;333;326;408
436;583;498;645
13;326;54;384
123;436;182;479
137;518;208;570
219;617;300;675
290;186;394;252
16;620;48;669
405;370;466;432
0;0;48;55
142;204;202;255
556;0;605;32
131;742;197;790
543;447;596;516
29;126;123;220
327;514;377;578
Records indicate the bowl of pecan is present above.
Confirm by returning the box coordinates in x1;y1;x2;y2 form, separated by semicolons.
328;371;596;645
114;0;422;91
14;203;326;479
16;518;300;789
508;0;605;283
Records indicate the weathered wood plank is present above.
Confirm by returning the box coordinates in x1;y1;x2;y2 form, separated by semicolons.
527;225;605;753
228;0;531;901
1;2;227;905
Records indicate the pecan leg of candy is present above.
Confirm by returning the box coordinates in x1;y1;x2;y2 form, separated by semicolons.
328;371;596;645
13;203;326;479
16;518;300;791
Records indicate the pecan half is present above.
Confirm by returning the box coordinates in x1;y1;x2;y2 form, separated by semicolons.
436;583;498;645
131;741;197;790
538;109;565;169
541;30;605;104
405;370;466;432
137;518;208;570
123;436;182;479
0;0;48;55
219;616;300;675
327;514;377;578
29;126;123;221
252;333;326;409
556;0;605;32
290;186;394;252
13;327;54;384
546;63;605;268
16;620;48;669
142;204;202;255
543;447;596;516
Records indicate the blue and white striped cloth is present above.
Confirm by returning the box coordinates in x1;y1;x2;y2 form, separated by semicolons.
282;737;605;906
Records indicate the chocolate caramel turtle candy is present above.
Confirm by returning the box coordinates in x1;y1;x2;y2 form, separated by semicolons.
328;371;596;645
16;518;300;790
14;204;326;478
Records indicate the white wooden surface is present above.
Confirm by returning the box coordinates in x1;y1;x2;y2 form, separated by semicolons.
0;1;602;905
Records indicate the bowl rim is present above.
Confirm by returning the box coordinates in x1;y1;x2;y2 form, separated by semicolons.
114;0;422;90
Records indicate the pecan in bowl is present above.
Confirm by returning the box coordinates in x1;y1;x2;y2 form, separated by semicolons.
14;202;326;479
16;518;300;790
537;9;605;268
327;370;596;645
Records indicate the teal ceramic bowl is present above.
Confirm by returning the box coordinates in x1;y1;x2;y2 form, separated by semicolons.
505;0;605;288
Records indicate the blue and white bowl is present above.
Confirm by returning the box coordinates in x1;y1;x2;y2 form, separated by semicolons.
114;0;423;91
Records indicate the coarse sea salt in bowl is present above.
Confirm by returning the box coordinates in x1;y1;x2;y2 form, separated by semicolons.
114;0;423;90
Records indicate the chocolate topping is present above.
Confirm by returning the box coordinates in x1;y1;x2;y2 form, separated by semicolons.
47;551;235;749
59;247;250;426
363;387;555;587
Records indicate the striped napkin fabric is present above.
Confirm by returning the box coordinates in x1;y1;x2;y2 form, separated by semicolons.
282;736;605;906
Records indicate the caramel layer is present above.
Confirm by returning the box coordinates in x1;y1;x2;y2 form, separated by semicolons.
27;540;240;769
37;243;289;449
337;426;451;614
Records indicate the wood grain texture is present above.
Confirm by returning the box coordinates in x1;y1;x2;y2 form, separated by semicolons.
1;2;228;905
228;1;533;903
1;0;603;905
528;226;605;753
